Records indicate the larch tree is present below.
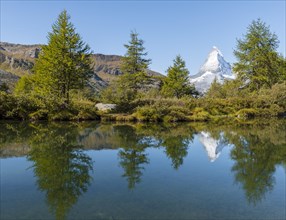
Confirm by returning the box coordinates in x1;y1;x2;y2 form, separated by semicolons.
120;31;151;75
233;19;286;91
119;30;152;91
33;10;93;104
161;55;197;98
101;31;152;110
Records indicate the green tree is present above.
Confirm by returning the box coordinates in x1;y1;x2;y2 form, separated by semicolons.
101;31;151;110
233;19;285;91
161;55;197;98
120;31;151;76
119;31;152;94
32;10;93;103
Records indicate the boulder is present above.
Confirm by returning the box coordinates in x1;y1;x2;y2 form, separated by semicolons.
95;103;116;112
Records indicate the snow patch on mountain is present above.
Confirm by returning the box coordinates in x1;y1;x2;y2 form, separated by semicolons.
190;46;235;93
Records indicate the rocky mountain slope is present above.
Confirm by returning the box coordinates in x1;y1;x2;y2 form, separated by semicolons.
0;42;162;92
190;46;235;93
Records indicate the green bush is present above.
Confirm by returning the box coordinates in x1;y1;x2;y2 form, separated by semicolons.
135;106;162;122
189;107;210;121
29;109;49;120
163;106;191;122
236;108;258;119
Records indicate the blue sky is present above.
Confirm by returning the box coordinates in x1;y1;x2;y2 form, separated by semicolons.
1;0;285;75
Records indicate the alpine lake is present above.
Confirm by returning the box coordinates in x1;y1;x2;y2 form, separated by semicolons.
0;119;285;220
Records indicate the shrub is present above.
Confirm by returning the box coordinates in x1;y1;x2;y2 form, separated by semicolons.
163;106;191;122
135;106;162;122
235;108;258;119
189;107;210;121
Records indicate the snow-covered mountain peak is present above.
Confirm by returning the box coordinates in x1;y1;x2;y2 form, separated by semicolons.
198;46;231;76
190;46;235;93
211;46;222;56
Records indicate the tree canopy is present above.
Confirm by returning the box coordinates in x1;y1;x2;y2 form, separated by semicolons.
120;31;151;75
101;31;152;110
233;19;286;91
161;55;197;98
32;10;93;103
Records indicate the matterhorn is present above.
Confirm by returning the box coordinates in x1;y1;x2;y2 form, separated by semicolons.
190;46;235;94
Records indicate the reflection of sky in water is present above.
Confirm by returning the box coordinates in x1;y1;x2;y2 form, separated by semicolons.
0;122;285;220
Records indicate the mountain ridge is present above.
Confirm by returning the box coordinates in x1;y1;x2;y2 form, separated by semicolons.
0;42;163;92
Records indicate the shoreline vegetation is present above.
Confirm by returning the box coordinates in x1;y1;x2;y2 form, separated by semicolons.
0;11;285;122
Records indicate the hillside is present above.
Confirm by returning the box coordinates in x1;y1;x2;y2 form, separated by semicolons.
0;42;163;92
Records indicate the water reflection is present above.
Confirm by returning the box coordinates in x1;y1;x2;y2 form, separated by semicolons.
27;124;93;220
227;126;286;205
198;131;231;162
114;125;149;189
1;119;286;215
133;124;195;169
196;120;286;205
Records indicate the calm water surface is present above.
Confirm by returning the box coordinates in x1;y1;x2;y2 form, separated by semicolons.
0;120;285;220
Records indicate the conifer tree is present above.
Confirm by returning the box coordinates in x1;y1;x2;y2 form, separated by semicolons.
233;19;285;91
33;10;93;103
119;31;151;91
101;31;151;110
161;55;197;98
121;31;151;75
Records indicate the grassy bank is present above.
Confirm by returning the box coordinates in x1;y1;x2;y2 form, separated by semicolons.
2;90;284;122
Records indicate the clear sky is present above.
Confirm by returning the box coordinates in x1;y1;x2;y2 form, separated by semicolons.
1;0;285;75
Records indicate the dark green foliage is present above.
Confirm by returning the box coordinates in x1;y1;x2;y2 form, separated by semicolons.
33;10;93;103
206;78;226;99
233;19;285;90
235;108;258;119
120;31;151;75
0;92;39;119
119;31;152;96
0;82;9;93
101;31;152;110
134;98;194;122
161;55;197;98
0;92;99;120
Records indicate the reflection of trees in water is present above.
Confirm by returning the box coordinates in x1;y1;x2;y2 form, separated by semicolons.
119;148;149;189
2;119;286;206
230;135;285;205
202;120;286;205
231;143;275;205
115;125;149;189
135;124;195;169
162;136;190;170
27;124;93;220
116;124;195;189
0;121;30;140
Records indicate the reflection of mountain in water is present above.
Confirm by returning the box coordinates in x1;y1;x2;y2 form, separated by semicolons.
1;120;286;208
198;132;232;162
